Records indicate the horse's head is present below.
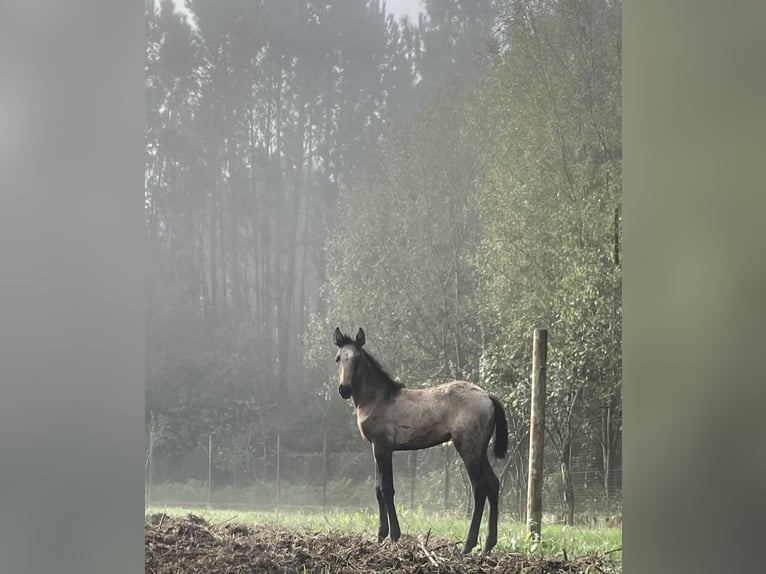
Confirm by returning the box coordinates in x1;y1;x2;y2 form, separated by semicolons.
333;327;366;400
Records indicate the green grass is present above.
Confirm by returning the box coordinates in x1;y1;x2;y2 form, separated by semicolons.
146;504;621;563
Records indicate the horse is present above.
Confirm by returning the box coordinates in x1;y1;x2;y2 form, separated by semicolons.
333;327;509;554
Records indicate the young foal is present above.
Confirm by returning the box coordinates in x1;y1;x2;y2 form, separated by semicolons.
334;327;508;554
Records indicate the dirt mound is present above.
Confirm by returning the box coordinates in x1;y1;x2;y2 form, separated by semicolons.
145;514;616;574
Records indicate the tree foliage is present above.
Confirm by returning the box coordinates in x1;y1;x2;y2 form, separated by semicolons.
474;0;622;519
307;0;622;518
145;0;422;458
145;0;622;517
306;82;481;387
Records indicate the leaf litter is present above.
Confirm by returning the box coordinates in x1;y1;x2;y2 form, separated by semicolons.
145;513;617;574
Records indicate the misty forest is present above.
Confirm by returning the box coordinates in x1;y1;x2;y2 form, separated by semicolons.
145;0;621;523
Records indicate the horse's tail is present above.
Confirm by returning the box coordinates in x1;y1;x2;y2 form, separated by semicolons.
490;395;509;459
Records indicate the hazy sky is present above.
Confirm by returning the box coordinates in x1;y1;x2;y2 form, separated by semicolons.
384;0;423;22
169;1;423;27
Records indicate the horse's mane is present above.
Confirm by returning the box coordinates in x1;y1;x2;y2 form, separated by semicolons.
361;348;405;397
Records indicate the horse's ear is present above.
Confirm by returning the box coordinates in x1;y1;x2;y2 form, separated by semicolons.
333;327;343;347
355;327;366;347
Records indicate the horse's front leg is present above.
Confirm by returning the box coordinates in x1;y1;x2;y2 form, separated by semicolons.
374;459;389;541
373;443;400;542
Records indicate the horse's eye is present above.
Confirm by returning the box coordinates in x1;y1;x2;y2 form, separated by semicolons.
335;355;340;363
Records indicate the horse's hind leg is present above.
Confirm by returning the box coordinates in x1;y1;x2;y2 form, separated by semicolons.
458;454;487;555
483;457;501;554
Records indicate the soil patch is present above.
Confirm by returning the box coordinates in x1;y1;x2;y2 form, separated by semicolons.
145;513;617;573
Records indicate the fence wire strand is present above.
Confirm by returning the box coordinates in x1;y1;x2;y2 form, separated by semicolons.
146;432;621;525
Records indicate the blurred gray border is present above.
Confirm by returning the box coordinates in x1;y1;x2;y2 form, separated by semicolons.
1;1;764;573
625;1;766;572
0;2;144;574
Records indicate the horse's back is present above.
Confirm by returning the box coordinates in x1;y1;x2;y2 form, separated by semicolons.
383;380;494;449
423;379;493;409
435;379;495;427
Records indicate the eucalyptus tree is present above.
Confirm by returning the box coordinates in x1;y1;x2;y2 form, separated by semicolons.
145;0;220;471
417;0;502;93
146;0;425;469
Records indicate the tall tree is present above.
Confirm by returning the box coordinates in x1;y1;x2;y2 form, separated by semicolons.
306;81;481;389
417;0;501;92
146;0;424;471
476;0;622;522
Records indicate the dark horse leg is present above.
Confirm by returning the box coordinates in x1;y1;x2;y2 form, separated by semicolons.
457;436;500;554
483;457;501;554
373;444;401;542
463;460;487;554
374;461;388;541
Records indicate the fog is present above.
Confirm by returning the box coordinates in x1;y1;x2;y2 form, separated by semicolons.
7;0;766;572
145;0;622;523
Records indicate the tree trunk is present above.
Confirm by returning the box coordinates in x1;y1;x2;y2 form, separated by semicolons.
227;140;242;314
219;178;227;312
561;441;575;525
209;184;218;326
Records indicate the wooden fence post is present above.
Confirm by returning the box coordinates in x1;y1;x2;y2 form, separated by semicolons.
443;446;450;511
276;434;281;510
207;433;212;506
410;451;417;510
526;329;548;540
147;429;153;505
322;432;328;509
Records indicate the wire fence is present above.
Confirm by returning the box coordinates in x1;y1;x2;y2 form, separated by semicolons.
145;431;621;527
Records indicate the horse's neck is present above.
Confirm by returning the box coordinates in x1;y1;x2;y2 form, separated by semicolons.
352;362;387;410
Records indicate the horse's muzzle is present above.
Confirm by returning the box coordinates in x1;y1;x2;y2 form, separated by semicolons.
338;384;352;399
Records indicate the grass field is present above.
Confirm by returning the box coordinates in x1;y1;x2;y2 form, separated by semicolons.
146;504;621;563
